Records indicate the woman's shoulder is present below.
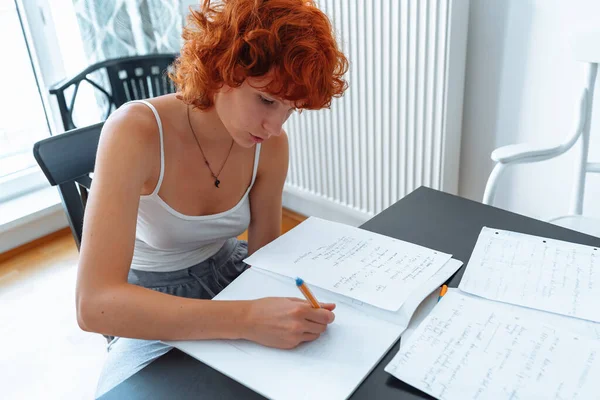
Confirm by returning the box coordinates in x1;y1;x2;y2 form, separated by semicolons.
97;100;164;172
106;100;160;137
110;94;181;131
259;129;289;165
101;94;184;147
254;129;289;184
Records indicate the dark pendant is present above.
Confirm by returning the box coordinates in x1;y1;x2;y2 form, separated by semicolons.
214;179;220;188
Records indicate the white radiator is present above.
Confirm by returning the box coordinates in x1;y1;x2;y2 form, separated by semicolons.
282;0;470;225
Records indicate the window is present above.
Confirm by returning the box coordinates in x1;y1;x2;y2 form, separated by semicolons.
0;0;187;204
0;1;51;201
0;0;94;203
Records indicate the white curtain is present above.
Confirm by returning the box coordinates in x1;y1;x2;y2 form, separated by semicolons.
71;0;183;62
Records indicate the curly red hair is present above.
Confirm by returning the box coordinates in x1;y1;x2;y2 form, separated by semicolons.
169;0;348;110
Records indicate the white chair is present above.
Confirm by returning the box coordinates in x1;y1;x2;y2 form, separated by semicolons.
482;32;600;237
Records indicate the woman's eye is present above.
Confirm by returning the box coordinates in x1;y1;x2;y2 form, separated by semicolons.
259;95;275;105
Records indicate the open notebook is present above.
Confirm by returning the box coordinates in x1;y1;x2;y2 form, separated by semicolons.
165;217;463;400
386;227;600;399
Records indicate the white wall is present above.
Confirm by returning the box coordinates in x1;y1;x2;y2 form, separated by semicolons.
459;0;600;221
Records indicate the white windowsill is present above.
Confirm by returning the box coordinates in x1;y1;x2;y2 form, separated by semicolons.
0;186;68;253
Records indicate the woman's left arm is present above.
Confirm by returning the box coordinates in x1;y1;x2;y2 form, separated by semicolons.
247;131;290;255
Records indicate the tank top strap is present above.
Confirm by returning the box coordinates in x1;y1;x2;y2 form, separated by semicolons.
128;100;165;195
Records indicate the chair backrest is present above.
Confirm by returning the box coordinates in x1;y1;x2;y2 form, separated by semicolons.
482;36;599;219
570;32;600;216
105;54;177;108
49;53;177;131
33;123;104;249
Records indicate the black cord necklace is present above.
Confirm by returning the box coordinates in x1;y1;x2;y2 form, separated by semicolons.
186;105;234;188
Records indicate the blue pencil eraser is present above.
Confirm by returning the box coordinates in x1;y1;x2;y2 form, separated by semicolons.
295;277;304;286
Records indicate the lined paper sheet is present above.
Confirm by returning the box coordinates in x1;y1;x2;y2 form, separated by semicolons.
399;288;600;353
459;227;600;322
244;217;452;311
385;291;600;400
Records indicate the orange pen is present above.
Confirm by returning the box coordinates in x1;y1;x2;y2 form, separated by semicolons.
295;277;321;308
438;284;448;302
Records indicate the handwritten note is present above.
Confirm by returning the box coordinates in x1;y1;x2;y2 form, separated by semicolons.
385;291;600;400
244;217;452;311
459;227;600;322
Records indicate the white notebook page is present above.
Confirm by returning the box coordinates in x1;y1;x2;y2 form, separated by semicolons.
459;227;600;322
386;290;600;400
245;217;452;311
166;268;404;400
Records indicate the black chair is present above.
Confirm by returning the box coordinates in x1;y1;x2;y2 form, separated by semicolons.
49;53;177;131
33;123;104;250
33;123;115;343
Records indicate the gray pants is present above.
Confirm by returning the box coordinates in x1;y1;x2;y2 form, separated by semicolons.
95;238;249;398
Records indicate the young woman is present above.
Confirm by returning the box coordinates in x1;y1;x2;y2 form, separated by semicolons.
75;0;348;395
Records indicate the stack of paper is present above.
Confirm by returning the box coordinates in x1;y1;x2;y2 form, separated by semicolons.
386;227;600;399
166;217;463;400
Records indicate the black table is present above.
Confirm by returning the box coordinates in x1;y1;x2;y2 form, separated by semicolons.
100;187;600;399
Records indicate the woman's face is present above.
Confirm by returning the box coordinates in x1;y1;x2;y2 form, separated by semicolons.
213;75;296;148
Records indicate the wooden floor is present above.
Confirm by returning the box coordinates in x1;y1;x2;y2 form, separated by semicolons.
0;209;305;400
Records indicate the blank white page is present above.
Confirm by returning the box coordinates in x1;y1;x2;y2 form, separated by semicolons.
385;290;600;400
244;217;452;311
459;227;600;322
165;268;404;400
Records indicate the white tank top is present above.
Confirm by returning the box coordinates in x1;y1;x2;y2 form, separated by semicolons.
128;100;261;272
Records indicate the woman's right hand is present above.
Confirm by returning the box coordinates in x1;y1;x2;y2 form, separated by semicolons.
242;297;336;349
